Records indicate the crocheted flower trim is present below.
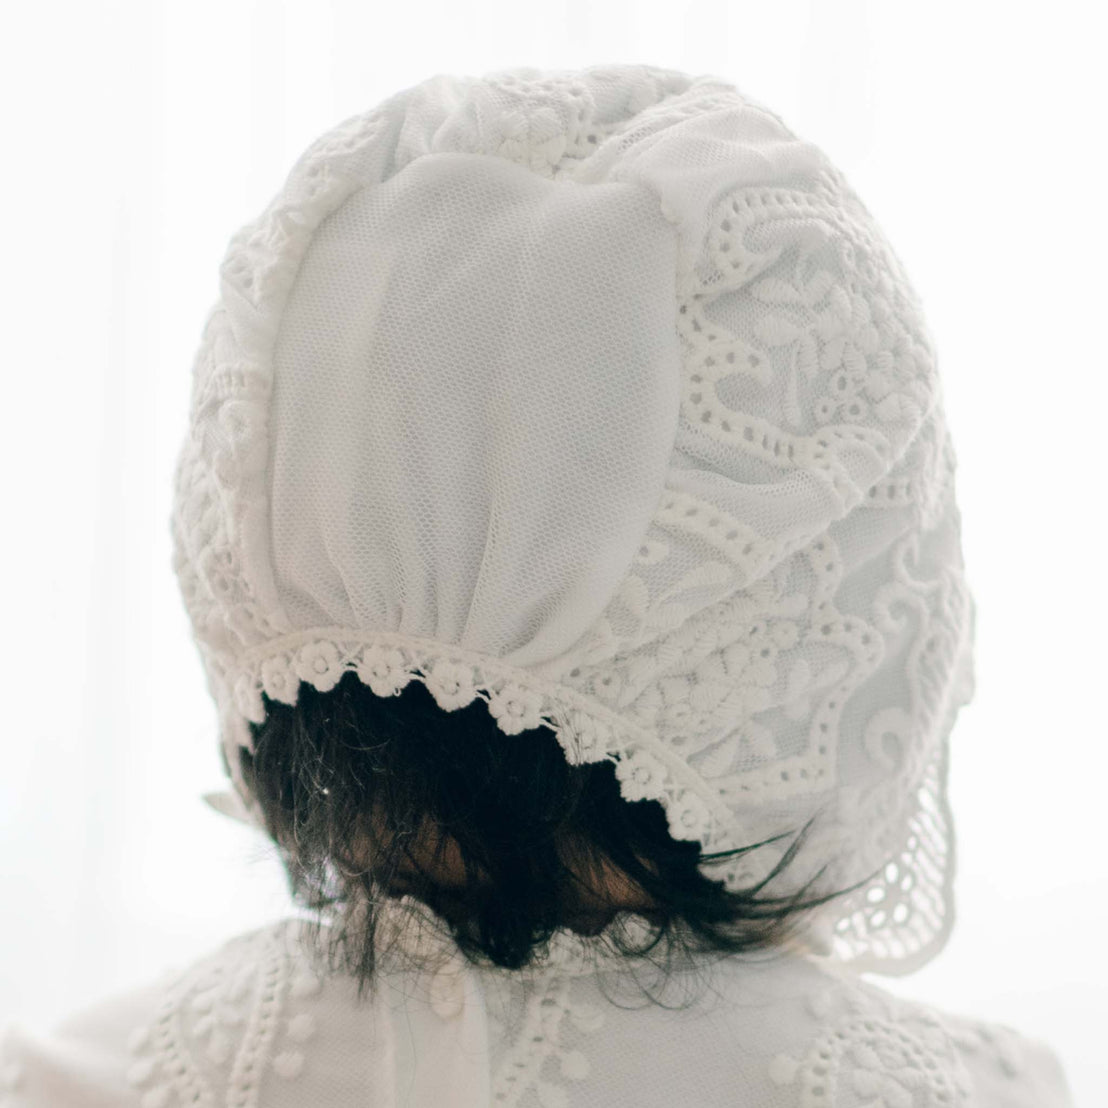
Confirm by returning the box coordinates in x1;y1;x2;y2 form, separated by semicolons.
232;627;734;852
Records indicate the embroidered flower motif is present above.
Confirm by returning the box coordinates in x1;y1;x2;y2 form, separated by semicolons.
260;654;298;705
355;644;413;698
487;682;545;735
669;788;712;840
721;630;777;688
294;640;345;692
768;989;970;1108
198;546;236;601
614;748;667;802
423;658;478;711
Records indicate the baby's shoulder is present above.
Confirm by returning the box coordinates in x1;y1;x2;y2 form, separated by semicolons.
707;952;1074;1108
0;926;1075;1108
0;918;356;1108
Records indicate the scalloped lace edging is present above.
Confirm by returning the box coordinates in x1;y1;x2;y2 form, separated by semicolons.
228;627;732;850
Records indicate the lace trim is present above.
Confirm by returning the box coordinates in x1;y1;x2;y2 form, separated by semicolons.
230;626;736;850
490;974;604;1107
0;917;1060;1108
117;916;629;1108
124;923;327;1108
827;680;961;973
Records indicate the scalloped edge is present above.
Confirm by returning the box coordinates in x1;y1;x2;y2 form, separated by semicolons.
228;627;734;852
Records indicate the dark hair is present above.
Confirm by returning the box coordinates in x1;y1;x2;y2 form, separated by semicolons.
240;669;855;997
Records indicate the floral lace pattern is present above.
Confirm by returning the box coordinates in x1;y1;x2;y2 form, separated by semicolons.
120;924;322;1108
765;974;1070;1107
768;982;975;1106
170;63;976;976
95;917;613;1108
0;919;1070;1108
489;974;606;1107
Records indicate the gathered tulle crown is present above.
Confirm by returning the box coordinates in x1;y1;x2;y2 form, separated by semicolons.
171;63;976;975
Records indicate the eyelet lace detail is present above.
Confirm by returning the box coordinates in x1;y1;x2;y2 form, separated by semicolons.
113;917;623;1108
0;915;1068;1108
491;974;605;1107
122;923;317;1108
768;982;976;1106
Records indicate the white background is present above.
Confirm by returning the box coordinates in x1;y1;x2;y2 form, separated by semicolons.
0;2;1103;1104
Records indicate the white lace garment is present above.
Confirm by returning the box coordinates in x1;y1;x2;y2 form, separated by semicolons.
0;907;1073;1108
5;61;1073;1108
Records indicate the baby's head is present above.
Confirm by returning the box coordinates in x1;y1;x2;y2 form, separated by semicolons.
240;670;839;987
175;64;975;991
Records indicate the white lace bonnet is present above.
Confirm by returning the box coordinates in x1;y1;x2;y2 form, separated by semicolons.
171;63;976;975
